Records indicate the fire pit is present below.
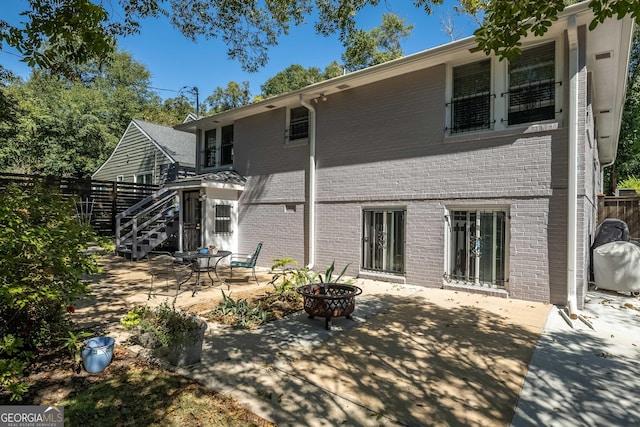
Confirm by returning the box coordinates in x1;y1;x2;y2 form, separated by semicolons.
297;283;363;330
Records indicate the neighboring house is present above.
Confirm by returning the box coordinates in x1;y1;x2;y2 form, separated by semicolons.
93;119;196;185
169;3;634;310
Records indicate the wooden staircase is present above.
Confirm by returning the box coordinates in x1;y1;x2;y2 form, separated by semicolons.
115;187;179;260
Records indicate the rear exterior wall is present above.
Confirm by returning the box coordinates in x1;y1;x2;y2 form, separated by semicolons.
232;61;584;305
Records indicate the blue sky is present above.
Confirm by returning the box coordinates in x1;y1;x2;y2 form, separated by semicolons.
1;1;479;102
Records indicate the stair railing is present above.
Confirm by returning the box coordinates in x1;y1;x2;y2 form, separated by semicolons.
115;187;178;259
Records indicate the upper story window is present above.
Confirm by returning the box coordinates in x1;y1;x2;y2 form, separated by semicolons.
287;106;309;142
507;42;556;125
446;41;560;137
202;125;233;169
220;125;233;166
204;129;216;168
450;60;492;133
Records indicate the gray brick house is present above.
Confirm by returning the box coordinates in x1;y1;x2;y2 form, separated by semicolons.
170;3;634;310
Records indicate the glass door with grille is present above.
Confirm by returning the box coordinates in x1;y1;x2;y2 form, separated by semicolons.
362;209;405;274
448;210;507;287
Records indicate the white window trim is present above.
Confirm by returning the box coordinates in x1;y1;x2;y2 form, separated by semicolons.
445;37;564;138
116;175;124;182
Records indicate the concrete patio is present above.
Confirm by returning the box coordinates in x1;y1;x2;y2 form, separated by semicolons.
74;253;640;426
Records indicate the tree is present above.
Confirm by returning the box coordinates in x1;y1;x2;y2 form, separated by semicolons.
0;50;161;177
475;0;640;60
4;1;637;76
341;13;413;72
608;26;640;193
204;81;252;114
260;62;343;99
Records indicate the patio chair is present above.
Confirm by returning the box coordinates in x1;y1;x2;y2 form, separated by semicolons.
229;242;263;285
147;251;192;300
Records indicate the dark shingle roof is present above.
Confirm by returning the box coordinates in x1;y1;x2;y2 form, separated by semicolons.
133;119;195;167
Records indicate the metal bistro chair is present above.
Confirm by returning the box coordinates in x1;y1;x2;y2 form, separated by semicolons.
229;242;263;285
147;251;192;300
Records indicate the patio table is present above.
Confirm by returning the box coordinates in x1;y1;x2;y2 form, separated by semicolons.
174;250;232;296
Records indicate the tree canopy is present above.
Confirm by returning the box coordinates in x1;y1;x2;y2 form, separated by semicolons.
342;13;413;72
0;50;187;177
2;1;639;76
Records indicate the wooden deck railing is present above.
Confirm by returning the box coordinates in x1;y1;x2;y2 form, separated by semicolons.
0;172;158;235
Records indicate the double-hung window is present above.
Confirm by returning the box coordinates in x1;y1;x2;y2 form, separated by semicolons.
450;60;491;133
287;106;309;142
507;42;556;125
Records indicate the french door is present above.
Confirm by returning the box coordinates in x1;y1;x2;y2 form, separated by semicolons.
449;210;507;287
362;209;405;274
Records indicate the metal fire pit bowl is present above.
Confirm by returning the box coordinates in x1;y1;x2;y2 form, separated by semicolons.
297;283;363;330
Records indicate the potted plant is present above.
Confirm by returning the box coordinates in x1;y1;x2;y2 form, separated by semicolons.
120;302;207;367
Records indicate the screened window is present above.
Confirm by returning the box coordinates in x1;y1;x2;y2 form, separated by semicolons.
289;107;309;141
450;60;491;133
204;129;216;168
447;210;507;288
508;42;556;125
362;209;405;274
215;205;232;233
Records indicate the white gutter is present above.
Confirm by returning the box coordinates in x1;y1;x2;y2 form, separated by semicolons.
567;14;579;318
300;94;316;269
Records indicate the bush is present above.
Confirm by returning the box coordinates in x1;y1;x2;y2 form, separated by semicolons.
121;302;202;348
617;176;640;194
0;183;97;400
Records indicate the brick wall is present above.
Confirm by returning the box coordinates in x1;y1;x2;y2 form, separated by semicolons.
228;52;593;306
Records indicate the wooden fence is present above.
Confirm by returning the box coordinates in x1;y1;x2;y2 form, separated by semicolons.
0;172;158;235
597;194;640;239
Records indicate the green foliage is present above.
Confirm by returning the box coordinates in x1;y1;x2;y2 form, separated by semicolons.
205;81;252;113
0;183;97;351
0;182;96;400
610;28;640;192
122;302;202;348
120;305;150;330
475;0;640;61
210;291;273;329
2;1;638;76
0;335;31;401
314;261;353;284
342;13;414;72
268;258;313;296
57;331;92;367
617;177;640;194
260;63;343;99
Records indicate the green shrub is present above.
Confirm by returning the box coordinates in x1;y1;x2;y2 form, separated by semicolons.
0;183;97;400
617;176;640;194
209;291;273;329
122;302;202;348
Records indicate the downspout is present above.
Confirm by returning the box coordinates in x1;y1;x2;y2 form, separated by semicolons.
300;94;316;269
601;160;614;194
567;14;579;318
